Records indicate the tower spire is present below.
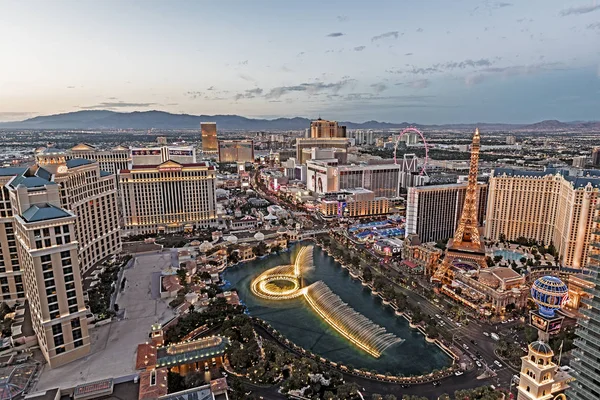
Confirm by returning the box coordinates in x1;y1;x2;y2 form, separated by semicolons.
432;127;487;282
452;127;482;246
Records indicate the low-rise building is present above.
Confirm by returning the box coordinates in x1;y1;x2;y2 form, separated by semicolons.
401;234;442;275
444;266;529;314
318;188;389;219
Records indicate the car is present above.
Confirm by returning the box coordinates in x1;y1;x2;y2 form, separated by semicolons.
435;314;441;319
432;381;441;386
463;344;469;350
471;339;478;345
456;322;462;327
475;361;482;368
455;371;464;376
483;332;490;337
494;360;503;368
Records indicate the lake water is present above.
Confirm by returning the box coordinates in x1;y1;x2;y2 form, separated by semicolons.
222;242;451;375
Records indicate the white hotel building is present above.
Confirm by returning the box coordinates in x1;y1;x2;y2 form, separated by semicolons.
119;160;218;235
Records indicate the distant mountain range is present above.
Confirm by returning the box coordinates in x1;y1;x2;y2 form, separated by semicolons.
1;110;599;131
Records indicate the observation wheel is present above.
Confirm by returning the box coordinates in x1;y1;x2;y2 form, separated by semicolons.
393;127;429;175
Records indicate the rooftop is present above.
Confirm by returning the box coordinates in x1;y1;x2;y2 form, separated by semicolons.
21;204;71;223
0;167;27;177
9;175;55;189
66;158;94;168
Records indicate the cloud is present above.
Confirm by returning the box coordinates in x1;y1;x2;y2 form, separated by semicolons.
371;31;399;42
416;28;424;33
234;88;264;101
326;32;345;37
560;4;600;16
336;15;348;22
186;91;203;99
280;65;293;72
297;52;305;57
401;58;495;74
265;79;354;99
206;86;215;91
465;74;486;86
464;62;563;85
80;101;157;109
496;2;512;7
66;86;75;89
408;79;431;89
405;53;413;56
238;60;248;65
370;83;388;93
353;46;366;51
238;74;256;82
587;22;600;30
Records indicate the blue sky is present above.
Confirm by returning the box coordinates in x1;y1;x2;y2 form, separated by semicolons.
0;0;599;123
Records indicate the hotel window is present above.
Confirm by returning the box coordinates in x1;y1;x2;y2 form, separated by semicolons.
55;346;65;355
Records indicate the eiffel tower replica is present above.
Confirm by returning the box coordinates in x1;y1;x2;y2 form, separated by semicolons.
432;128;487;282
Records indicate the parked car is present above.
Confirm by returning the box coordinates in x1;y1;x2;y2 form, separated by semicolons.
455;371;464;376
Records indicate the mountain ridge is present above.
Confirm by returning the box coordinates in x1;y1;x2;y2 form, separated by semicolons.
1;110;598;131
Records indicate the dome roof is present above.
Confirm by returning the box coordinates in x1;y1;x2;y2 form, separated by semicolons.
226;235;238;244
529;341;553;356
254;232;265;241
277;227;289;234
199;241;213;252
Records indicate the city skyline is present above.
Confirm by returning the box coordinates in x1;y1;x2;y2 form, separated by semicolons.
1;0;600;124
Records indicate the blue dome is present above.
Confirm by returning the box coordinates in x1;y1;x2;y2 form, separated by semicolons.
531;276;569;318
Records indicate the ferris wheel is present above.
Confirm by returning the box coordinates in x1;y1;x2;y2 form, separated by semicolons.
393;127;429;175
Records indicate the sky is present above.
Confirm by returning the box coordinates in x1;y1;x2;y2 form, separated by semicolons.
0;0;599;124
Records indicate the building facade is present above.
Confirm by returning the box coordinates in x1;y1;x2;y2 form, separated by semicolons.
5;168;101;367
36;144;131;176
130;146;196;166
201;122;218;153
0;168;27;303
318;189;389;219
218;140;254;163
568;198;600;400
68;144;131;175
119;160;218;235
406;182;488;243
306;160;402;198
485;168;600;269
296;138;349;164
310;119;346;138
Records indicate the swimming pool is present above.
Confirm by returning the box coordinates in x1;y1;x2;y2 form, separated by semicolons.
494;249;524;262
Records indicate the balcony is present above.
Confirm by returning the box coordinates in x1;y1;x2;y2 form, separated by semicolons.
584;286;600;298
569;359;600;392
573;339;600;360
572;349;600;370
575;329;600;348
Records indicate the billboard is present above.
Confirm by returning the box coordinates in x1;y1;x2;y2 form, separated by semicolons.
529;311;564;335
168;149;193;156
132;149;161;156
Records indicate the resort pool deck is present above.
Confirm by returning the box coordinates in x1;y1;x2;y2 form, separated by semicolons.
493;249;524;261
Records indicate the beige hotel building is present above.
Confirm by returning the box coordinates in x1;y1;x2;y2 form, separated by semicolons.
485;168;600;269
1;156;121;367
119;160;218;235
